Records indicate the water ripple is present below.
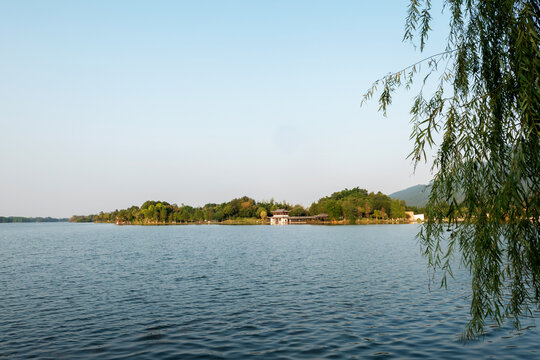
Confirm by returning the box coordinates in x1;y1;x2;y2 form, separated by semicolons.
0;223;538;359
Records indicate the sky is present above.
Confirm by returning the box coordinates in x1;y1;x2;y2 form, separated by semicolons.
0;1;450;217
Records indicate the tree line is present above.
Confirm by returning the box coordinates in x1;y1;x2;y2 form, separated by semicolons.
69;187;420;224
0;217;68;223
309;188;408;224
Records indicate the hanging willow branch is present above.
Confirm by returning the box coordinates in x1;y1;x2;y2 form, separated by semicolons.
363;0;540;339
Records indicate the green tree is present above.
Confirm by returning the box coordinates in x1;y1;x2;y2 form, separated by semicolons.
142;205;154;220
309;202;320;216
223;204;235;219
342;201;358;224
289;205;307;216
203;205;215;221
151;205;160;222
324;200;342;220
364;0;539;337
213;210;225;222
194;208;204;222
390;199;406;219
159;206;168;222
238;203;256;218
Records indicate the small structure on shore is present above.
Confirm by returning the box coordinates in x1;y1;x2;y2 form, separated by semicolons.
413;214;425;221
269;209;329;225
270;209;290;225
405;211;425;222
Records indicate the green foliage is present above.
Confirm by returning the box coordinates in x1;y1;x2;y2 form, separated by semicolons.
364;0;540;338
342;201;358;224
289;205;308;217
390;199;406;219
309;187;400;221
76;187;411;226
69;215;99;222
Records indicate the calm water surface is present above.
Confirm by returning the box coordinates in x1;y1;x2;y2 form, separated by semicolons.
1;223;538;359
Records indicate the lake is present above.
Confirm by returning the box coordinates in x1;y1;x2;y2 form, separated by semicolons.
1;223;538;359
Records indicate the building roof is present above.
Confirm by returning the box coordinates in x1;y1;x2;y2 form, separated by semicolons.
287;214;329;220
271;209;289;213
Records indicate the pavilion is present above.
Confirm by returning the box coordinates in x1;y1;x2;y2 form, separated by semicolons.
269;209;328;225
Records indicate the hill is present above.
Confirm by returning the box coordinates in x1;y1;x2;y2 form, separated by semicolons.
389;184;431;208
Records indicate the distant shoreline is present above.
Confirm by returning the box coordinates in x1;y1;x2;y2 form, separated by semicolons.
86;218;421;226
0;216;68;223
69;188;426;226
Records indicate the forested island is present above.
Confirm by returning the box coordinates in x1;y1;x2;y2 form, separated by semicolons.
0;217;68;223
69;188;424;225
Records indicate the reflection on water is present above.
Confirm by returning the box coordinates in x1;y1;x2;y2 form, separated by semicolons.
1;223;538;359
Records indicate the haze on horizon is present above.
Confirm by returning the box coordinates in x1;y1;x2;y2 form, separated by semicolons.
0;1;449;218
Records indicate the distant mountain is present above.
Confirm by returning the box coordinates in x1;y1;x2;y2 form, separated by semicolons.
389;184;432;208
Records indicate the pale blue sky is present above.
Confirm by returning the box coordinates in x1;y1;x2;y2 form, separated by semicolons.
0;1;449;217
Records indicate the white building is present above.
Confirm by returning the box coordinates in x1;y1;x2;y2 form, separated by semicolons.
269;209;329;225
270;209;290;225
405;211;425;222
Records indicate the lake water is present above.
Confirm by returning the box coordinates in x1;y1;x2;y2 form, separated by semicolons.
1;223;538;359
